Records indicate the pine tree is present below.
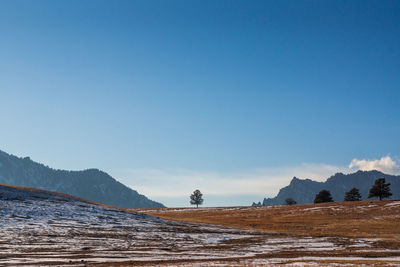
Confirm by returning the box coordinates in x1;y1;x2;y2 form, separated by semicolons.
190;189;204;207
344;187;362;201
368;178;392;200
314;189;333;203
285;198;297;205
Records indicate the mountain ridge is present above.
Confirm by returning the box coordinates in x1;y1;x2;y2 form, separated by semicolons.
261;170;400;206
0;149;164;208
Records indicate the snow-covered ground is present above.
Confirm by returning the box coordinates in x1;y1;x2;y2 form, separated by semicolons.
1;185;399;266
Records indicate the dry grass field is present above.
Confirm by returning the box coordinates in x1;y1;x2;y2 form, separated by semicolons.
134;200;400;266
138;200;400;241
2;184;400;266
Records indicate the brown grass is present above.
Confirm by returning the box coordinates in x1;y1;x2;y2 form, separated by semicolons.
136;200;400;241
2;184;399;266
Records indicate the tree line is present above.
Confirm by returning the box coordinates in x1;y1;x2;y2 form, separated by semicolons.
285;177;393;205
191;177;393;208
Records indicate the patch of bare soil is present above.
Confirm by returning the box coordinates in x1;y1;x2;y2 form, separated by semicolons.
1;185;400;266
134;200;400;265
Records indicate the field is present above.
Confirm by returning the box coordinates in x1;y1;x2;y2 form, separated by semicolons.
138;200;400;266
1;184;400;266
139;200;400;240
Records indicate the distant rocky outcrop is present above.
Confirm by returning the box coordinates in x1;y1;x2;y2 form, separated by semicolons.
252;201;262;207
0;149;164;208
261;170;400;206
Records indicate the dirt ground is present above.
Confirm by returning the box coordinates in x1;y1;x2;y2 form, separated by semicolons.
134;200;400;266
1;184;400;266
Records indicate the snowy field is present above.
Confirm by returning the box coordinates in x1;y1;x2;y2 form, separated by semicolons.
1;185;400;266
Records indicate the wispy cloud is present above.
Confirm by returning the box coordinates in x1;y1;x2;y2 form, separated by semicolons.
111;156;399;207
111;163;348;207
349;156;400;174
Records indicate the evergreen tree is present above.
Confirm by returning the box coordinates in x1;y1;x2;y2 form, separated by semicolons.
190;189;204;207
285;198;297;205
314;189;333;203
344;187;362;201
368;178;392;200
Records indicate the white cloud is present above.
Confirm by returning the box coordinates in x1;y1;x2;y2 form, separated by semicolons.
111;163;348;207
349;156;400;174
110;156;398;207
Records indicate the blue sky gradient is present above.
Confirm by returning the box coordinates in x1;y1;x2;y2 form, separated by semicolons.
1;1;399;206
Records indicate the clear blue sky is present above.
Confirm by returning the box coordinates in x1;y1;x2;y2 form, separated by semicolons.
1;0;399;206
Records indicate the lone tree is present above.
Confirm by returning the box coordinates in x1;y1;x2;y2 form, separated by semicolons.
368;178;392;200
285;198;297;205
344;187;362;201
190;189;204;208
314;189;333;203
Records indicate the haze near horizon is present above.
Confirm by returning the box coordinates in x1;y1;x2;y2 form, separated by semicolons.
1;0;399;207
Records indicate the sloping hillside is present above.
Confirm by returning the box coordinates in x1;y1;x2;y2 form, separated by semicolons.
2;184;400;266
0;184;268;266
0;149;164;208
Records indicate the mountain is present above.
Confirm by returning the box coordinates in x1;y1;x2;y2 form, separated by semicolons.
0;149;164;208
261;170;400;205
